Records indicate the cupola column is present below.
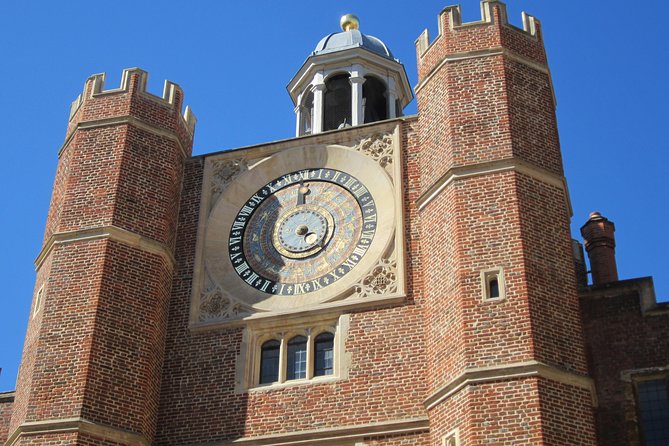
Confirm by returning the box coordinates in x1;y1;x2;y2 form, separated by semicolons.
311;76;326;134
294;103;304;137
350;65;366;126
386;77;398;119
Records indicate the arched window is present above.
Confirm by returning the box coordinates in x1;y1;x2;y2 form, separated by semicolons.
314;332;334;377
323;74;352;131
286;335;308;380
481;268;505;301
300;90;314;135
362;76;387;124
259;340;280;384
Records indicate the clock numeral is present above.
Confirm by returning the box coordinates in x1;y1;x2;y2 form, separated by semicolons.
235;262;250;275
353;185;369;199
343;177;358;190
244;272;259;285
280;174;295;187
294;283;307;295
232;220;246;231
259;280;272;292
229;236;242;246
310;279;324;291
342;257;358;270
361;230;374;241
352;245;368;257
249;193;264;205
239;205;254;217
364;213;377;224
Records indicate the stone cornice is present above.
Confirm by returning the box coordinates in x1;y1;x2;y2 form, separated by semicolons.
414;46;550;95
59;115;189;159
0;391;15;403
5;417;149;446
424;360;597;410
189;417;429;446
417;157;573;216
35;226;175;271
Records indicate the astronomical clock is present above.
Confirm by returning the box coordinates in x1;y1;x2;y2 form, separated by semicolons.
190;122;406;327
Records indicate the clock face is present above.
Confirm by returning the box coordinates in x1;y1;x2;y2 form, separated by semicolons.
228;168;377;296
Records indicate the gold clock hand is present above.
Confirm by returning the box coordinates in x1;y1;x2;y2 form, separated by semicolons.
296;181;310;206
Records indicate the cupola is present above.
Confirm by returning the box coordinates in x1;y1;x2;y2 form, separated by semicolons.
288;14;413;136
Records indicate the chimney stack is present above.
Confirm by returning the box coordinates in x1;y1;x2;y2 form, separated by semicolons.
580;212;619;285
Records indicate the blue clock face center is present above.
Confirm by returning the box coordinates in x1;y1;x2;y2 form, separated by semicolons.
276;208;328;253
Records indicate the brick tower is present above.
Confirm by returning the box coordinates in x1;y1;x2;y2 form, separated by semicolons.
8;69;195;445
415;2;597;444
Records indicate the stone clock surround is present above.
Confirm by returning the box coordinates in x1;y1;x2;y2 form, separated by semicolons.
190;120;407;328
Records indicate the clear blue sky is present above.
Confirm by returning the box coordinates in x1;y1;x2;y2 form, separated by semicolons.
1;1;667;391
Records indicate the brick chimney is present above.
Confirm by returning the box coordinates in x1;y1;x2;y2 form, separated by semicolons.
581;212;619;285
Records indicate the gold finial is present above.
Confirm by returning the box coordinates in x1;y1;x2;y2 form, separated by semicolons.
340;14;360;31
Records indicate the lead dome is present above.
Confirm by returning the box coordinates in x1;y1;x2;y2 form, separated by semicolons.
288;14;412;136
313;29;394;60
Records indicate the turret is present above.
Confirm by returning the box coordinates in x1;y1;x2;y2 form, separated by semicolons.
8;68;195;446
287;14;412;136
415;2;597;444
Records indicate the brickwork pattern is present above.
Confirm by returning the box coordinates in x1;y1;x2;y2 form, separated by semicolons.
9;255;52;434
416;3;595;444
10;69;193;445
0;399;13;443
581;285;669;446
154;124;431;443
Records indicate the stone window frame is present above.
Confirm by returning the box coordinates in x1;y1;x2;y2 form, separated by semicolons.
33;284;45;318
443;428;460;446
236;314;350;392
622;367;669;445
480;267;506;301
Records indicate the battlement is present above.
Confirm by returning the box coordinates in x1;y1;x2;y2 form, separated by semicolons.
69;67;196;135
416;0;541;60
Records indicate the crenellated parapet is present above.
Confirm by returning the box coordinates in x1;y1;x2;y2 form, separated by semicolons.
415;1;546;82
66;68;196;154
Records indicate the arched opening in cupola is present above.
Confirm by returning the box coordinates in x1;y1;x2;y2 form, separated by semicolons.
323;74;352;131
362;75;387;124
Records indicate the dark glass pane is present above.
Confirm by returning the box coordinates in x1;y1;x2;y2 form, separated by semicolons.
362;76;387;124
489;278;499;299
287;336;307;380
314;332;334;377
637;379;669;445
323;74;352;131
259;340;280;384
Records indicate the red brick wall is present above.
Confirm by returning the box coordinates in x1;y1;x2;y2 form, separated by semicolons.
0;395;13;443
10;69;192;445
154;120;431;444
581;280;669;446
416;3;595;443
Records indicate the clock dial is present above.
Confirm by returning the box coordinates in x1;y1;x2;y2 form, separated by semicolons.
273;204;334;258
228;168;377;296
